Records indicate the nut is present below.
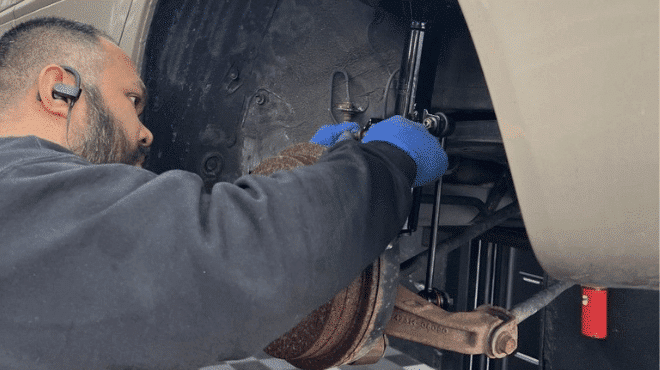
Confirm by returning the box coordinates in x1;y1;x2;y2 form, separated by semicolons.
423;117;435;129
495;334;516;355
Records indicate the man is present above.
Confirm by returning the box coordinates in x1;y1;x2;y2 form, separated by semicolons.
0;17;446;370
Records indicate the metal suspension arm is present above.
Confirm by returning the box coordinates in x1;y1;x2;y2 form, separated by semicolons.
385;281;575;359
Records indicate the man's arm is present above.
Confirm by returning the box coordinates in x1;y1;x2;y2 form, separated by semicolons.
0;137;414;369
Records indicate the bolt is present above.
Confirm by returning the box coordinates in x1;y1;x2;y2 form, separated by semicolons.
496;334;516;355
229;69;239;80
423;117;435;129
205;157;219;172
201;153;224;177
255;92;267;105
336;102;358;122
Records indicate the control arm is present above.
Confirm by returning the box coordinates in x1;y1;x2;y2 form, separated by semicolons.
385;281;574;359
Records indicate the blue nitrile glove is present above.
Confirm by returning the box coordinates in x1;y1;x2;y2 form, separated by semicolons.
310;122;360;147
362;115;448;187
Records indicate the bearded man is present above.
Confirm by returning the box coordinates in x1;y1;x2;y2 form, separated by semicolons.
0;17;446;370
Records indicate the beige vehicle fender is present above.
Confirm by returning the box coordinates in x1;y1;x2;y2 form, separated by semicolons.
0;0;159;69
457;0;658;289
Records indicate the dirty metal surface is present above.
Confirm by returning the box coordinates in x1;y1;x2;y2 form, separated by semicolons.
250;143;327;175
385;285;518;359
264;251;400;370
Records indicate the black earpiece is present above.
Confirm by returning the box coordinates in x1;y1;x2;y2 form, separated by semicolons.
52;65;81;106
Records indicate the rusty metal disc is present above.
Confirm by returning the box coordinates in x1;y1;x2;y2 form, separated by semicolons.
251;143;399;369
264;248;399;370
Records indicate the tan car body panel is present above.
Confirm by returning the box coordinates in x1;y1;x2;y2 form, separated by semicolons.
118;0;159;73
0;0;159;69
457;0;659;289
14;0;132;43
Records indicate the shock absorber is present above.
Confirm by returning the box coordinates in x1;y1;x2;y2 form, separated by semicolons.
392;16;451;300
397;20;429;235
396;20;427;121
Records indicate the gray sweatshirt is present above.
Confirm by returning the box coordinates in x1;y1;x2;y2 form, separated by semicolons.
0;136;415;370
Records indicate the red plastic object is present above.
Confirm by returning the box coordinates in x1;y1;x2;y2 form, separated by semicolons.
581;286;608;339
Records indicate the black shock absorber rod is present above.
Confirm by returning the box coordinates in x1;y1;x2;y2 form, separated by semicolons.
396;21;427;120
397;20;428;235
393;16;447;299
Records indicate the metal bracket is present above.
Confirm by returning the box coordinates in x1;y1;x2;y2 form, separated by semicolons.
384;281;574;359
335;101;367;122
330;69;367;123
421;109;453;138
385;285;518;358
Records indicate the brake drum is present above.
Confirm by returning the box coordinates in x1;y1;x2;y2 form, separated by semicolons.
264;249;400;370
248;143;400;369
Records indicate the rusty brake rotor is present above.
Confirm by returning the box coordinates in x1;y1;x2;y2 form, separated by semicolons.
264;249;400;369
253;142;400;369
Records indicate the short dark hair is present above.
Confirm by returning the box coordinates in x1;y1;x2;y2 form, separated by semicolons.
0;17;113;114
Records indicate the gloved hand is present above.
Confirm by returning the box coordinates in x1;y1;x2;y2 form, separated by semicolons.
310;122;360;147
362;115;448;187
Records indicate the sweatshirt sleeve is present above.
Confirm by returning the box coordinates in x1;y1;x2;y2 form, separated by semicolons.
0;139;414;370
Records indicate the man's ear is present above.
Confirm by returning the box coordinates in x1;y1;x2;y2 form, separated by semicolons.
37;64;74;118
